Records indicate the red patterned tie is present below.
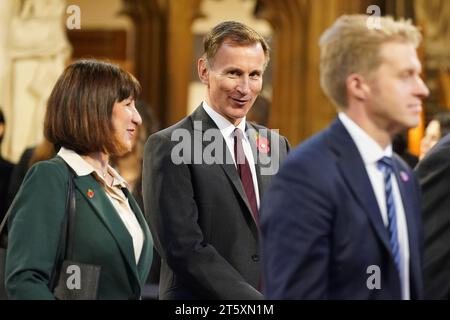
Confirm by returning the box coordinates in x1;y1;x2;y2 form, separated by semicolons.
234;128;259;225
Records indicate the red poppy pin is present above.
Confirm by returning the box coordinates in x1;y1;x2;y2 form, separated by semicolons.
87;189;94;198
256;135;270;154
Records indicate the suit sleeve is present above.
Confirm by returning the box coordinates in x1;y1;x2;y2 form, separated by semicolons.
260;151;333;299
415;146;450;299
5;161;67;300
142;133;262;299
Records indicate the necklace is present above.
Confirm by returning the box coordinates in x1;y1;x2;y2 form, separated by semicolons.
95;167;114;187
100;169;108;178
93;165;109;179
82;154;111;181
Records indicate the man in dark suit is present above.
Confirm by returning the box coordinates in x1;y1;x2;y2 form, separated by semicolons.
415;133;450;299
261;15;429;299
142;21;289;299
0;109;14;220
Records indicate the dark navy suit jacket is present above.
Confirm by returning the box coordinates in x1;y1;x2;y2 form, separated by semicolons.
261;118;423;299
415;133;450;299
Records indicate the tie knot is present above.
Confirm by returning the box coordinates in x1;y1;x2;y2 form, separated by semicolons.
234;128;244;140
377;156;393;174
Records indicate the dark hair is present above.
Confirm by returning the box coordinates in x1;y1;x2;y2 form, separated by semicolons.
28;139;56;168
203;21;270;68
44;59;141;155
246;95;271;127
433;112;450;138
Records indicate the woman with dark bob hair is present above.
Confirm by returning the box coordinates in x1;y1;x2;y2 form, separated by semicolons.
4;60;153;299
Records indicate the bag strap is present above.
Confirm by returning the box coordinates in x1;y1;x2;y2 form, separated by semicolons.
0;209;10;240
49;167;76;291
0;181;17;238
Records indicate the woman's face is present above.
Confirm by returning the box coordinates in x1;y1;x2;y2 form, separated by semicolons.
420;119;441;158
111;97;142;155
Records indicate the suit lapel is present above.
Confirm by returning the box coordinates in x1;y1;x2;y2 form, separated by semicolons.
329;119;392;253
73;175;140;285
122;188;153;286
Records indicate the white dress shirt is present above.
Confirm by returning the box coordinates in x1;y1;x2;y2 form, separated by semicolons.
202;101;260;207
339;112;410;300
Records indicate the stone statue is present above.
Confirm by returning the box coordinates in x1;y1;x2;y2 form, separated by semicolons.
1;0;71;162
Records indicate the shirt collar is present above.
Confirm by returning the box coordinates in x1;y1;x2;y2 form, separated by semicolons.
57;147;128;188
338;112;392;165
202;101;247;140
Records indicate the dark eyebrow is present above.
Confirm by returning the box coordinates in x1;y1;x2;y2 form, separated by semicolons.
223;67;242;73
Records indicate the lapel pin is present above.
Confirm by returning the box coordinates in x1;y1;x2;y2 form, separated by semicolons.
400;171;409;182
256;135;270;154
87;189;95;198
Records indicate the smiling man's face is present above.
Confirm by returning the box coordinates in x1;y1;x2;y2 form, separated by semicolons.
198;39;266;126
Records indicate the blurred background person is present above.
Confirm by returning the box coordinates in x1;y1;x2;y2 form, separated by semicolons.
0;108;14;221
246;94;271;127
415;111;450;299
6;139;56;214
419;112;450;160
261;14;429;300
393;133;419;169
5;59;153;299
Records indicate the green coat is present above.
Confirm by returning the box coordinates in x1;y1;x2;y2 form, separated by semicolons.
5;157;153;299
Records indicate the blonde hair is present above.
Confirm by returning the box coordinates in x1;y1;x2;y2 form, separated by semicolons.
319;15;422;109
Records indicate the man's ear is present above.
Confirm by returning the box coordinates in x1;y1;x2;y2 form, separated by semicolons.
198;58;210;85
346;73;370;101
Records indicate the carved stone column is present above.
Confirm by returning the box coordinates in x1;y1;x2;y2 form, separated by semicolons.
166;0;203;125
122;0;202;128
121;0;167;124
255;0;377;145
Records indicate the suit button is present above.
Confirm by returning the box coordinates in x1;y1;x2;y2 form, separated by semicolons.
252;254;259;262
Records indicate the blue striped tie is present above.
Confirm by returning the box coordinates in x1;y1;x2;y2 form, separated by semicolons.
377;156;401;276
